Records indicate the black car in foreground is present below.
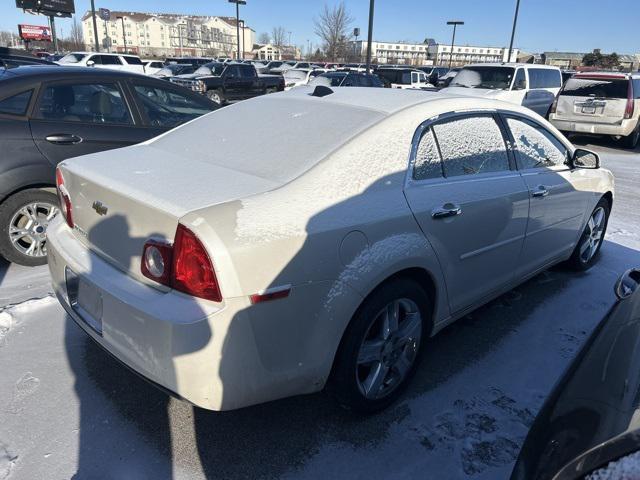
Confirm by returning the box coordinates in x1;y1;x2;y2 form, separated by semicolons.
512;267;640;480
0;65;217;266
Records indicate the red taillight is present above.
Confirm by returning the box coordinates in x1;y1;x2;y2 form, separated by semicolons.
55;167;74;228
624;81;635;119
549;97;558;115
141;224;222;302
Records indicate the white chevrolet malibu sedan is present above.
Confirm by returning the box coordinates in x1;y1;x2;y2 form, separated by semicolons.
48;87;614;412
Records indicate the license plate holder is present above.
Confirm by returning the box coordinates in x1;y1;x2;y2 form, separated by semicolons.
66;267;103;335
581;106;596;114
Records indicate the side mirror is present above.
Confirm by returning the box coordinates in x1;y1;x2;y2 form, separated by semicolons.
86;60;95;67
572;148;600;169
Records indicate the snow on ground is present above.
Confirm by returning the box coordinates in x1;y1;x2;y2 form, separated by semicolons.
0;137;638;480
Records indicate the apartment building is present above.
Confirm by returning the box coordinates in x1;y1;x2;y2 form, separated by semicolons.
350;39;518;66
82;10;255;58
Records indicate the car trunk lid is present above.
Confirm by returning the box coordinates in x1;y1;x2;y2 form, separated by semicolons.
58;144;278;281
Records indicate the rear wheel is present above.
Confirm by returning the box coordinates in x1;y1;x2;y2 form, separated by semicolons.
0;188;59;267
329;278;431;413
620;123;640;149
566;198;610;271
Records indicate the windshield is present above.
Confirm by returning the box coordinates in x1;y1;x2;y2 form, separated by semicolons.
450;66;516;90
284;70;308;81
195;63;225;76
310;73;346;87
58;53;87;64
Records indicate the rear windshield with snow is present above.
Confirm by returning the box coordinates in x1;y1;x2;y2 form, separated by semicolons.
561;77;629;98
151;96;385;184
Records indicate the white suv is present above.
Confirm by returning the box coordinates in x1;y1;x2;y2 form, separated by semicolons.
549;72;640;149
444;63;562;117
57;52;145;74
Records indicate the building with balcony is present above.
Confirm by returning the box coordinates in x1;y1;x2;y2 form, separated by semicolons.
81;10;255;58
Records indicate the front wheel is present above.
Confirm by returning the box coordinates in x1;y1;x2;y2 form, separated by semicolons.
206;89;224;106
566;198;610;271
329;278;431;413
0;188;59;267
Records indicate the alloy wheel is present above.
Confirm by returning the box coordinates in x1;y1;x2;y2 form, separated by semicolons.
356;298;422;400
579;206;606;263
9;201;58;258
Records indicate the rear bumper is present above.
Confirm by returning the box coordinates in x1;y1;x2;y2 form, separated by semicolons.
47;217;326;410
550;116;637;137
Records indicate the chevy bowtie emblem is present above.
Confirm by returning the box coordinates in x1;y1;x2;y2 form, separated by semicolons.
92;201;108;216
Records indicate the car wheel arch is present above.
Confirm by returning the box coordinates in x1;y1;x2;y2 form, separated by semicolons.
326;266;439;379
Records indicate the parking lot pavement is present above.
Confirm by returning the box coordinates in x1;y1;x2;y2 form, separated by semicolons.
0;139;638;480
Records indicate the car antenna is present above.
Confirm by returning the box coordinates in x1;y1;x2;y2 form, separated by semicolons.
310;85;334;97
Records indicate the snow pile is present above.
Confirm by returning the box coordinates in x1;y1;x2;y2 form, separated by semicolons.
586;450;640;480
0;296;56;345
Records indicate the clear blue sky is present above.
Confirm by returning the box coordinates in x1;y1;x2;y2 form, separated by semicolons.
2;0;639;54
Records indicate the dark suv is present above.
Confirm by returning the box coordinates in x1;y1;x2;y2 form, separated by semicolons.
0;65;217;266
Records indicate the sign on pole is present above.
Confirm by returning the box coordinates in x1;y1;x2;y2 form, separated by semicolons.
98;7;110;21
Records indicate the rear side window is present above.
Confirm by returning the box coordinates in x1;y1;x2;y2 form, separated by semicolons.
431;116;510;177
633;79;640;99
239;65;255;78
413;128;442;180
37;83;132;125
0;90;32;115
561;77;629;99
506;117;568;169
528;69;561;89
123;56;143;65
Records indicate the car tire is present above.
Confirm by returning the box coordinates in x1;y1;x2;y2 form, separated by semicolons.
0;188;59;267
206;89;224;106
328;277;431;413
620;124;640;149
565;197;610;271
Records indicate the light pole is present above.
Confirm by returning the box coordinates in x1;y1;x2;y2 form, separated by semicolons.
90;0;100;52
507;0;521;63
365;0;375;73
116;17;126;53
446;20;464;68
228;0;246;60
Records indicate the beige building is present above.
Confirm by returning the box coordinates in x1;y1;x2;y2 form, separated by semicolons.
251;44;282;61
351;40;429;65
82;10;255;58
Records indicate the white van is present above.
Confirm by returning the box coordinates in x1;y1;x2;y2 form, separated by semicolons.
57;52;145;74
444;63;562;117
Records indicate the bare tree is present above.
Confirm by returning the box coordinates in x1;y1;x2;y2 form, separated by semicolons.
314;2;353;62
272;26;286;48
258;32;270;45
0;30;16;48
68;18;84;50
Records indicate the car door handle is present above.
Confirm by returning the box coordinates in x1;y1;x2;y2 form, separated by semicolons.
531;186;549;198
45;134;83;145
431;204;462;219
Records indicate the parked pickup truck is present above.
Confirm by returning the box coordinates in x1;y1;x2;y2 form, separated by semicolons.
170;62;284;105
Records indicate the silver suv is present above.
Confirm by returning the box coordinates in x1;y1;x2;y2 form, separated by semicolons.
549;72;640;148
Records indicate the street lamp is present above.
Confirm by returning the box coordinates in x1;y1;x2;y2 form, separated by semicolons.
228;0;246;60
365;0;375;73
446;20;464;69
507;0;521;63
